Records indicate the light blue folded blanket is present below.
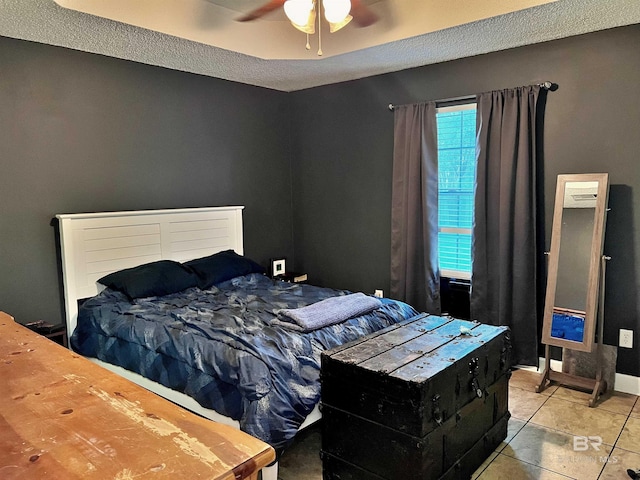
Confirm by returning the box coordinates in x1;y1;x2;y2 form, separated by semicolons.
273;293;383;332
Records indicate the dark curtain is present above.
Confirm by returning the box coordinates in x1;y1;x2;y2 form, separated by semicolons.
390;103;441;314
471;85;546;366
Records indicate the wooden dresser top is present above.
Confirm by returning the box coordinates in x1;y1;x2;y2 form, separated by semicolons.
0;311;275;479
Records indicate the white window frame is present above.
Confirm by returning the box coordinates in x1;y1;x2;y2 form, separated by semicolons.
436;102;477;280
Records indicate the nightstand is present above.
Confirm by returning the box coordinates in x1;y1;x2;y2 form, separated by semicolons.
24;320;68;347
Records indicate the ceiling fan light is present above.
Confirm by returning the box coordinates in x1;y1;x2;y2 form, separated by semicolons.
290;9;316;34
329;14;352;33
284;0;314;27
323;0;351;24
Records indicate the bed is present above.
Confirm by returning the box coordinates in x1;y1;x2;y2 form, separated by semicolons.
56;206;417;480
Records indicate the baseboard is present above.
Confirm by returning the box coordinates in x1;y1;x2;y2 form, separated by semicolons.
611;372;640;396
515;358;640;397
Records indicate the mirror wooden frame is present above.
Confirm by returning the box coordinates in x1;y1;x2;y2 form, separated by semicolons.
541;173;609;353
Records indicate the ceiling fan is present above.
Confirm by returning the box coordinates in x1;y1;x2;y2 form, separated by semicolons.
237;0;379;27
237;0;379;55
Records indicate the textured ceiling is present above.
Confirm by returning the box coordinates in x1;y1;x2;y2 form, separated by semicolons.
49;0;557;60
1;0;640;91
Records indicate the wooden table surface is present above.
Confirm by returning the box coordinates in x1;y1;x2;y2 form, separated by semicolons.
0;312;275;479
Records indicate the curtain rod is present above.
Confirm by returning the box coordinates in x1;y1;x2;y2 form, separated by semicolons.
388;81;554;111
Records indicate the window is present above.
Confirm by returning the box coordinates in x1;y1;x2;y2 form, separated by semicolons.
436;103;477;280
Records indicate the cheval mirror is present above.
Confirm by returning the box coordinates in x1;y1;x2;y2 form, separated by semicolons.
537;173;610;406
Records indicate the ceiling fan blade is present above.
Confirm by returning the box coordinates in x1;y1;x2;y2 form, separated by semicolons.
237;0;286;22
350;0;379;27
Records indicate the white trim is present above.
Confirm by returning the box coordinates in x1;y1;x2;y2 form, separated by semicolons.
436;102;477;113
612;372;640;396
516;359;640;396
440;269;471;280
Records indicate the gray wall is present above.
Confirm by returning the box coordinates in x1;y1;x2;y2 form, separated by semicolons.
290;25;640;377
1;26;639;377
0;37;294;324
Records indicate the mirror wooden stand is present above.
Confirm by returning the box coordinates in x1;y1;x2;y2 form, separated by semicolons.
537;255;610;406
536;173;610;407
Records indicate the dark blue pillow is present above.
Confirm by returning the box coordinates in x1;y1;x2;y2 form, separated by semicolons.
98;260;198;300
184;250;265;289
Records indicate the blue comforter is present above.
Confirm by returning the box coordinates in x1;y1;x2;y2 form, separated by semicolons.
71;273;417;451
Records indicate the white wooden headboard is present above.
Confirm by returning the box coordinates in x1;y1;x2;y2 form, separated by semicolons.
56;206;245;337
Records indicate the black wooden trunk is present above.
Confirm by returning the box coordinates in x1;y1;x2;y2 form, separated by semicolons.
320;314;512;480
321;413;509;480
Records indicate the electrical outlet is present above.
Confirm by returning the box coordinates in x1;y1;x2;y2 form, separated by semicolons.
619;329;634;349
374;289;384;298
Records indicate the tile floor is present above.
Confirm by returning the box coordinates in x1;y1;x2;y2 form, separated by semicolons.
277;368;640;479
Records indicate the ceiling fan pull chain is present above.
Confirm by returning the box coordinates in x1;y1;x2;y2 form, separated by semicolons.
317;0;323;56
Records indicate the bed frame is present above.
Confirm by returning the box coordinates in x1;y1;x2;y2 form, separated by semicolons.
55;206;319;480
